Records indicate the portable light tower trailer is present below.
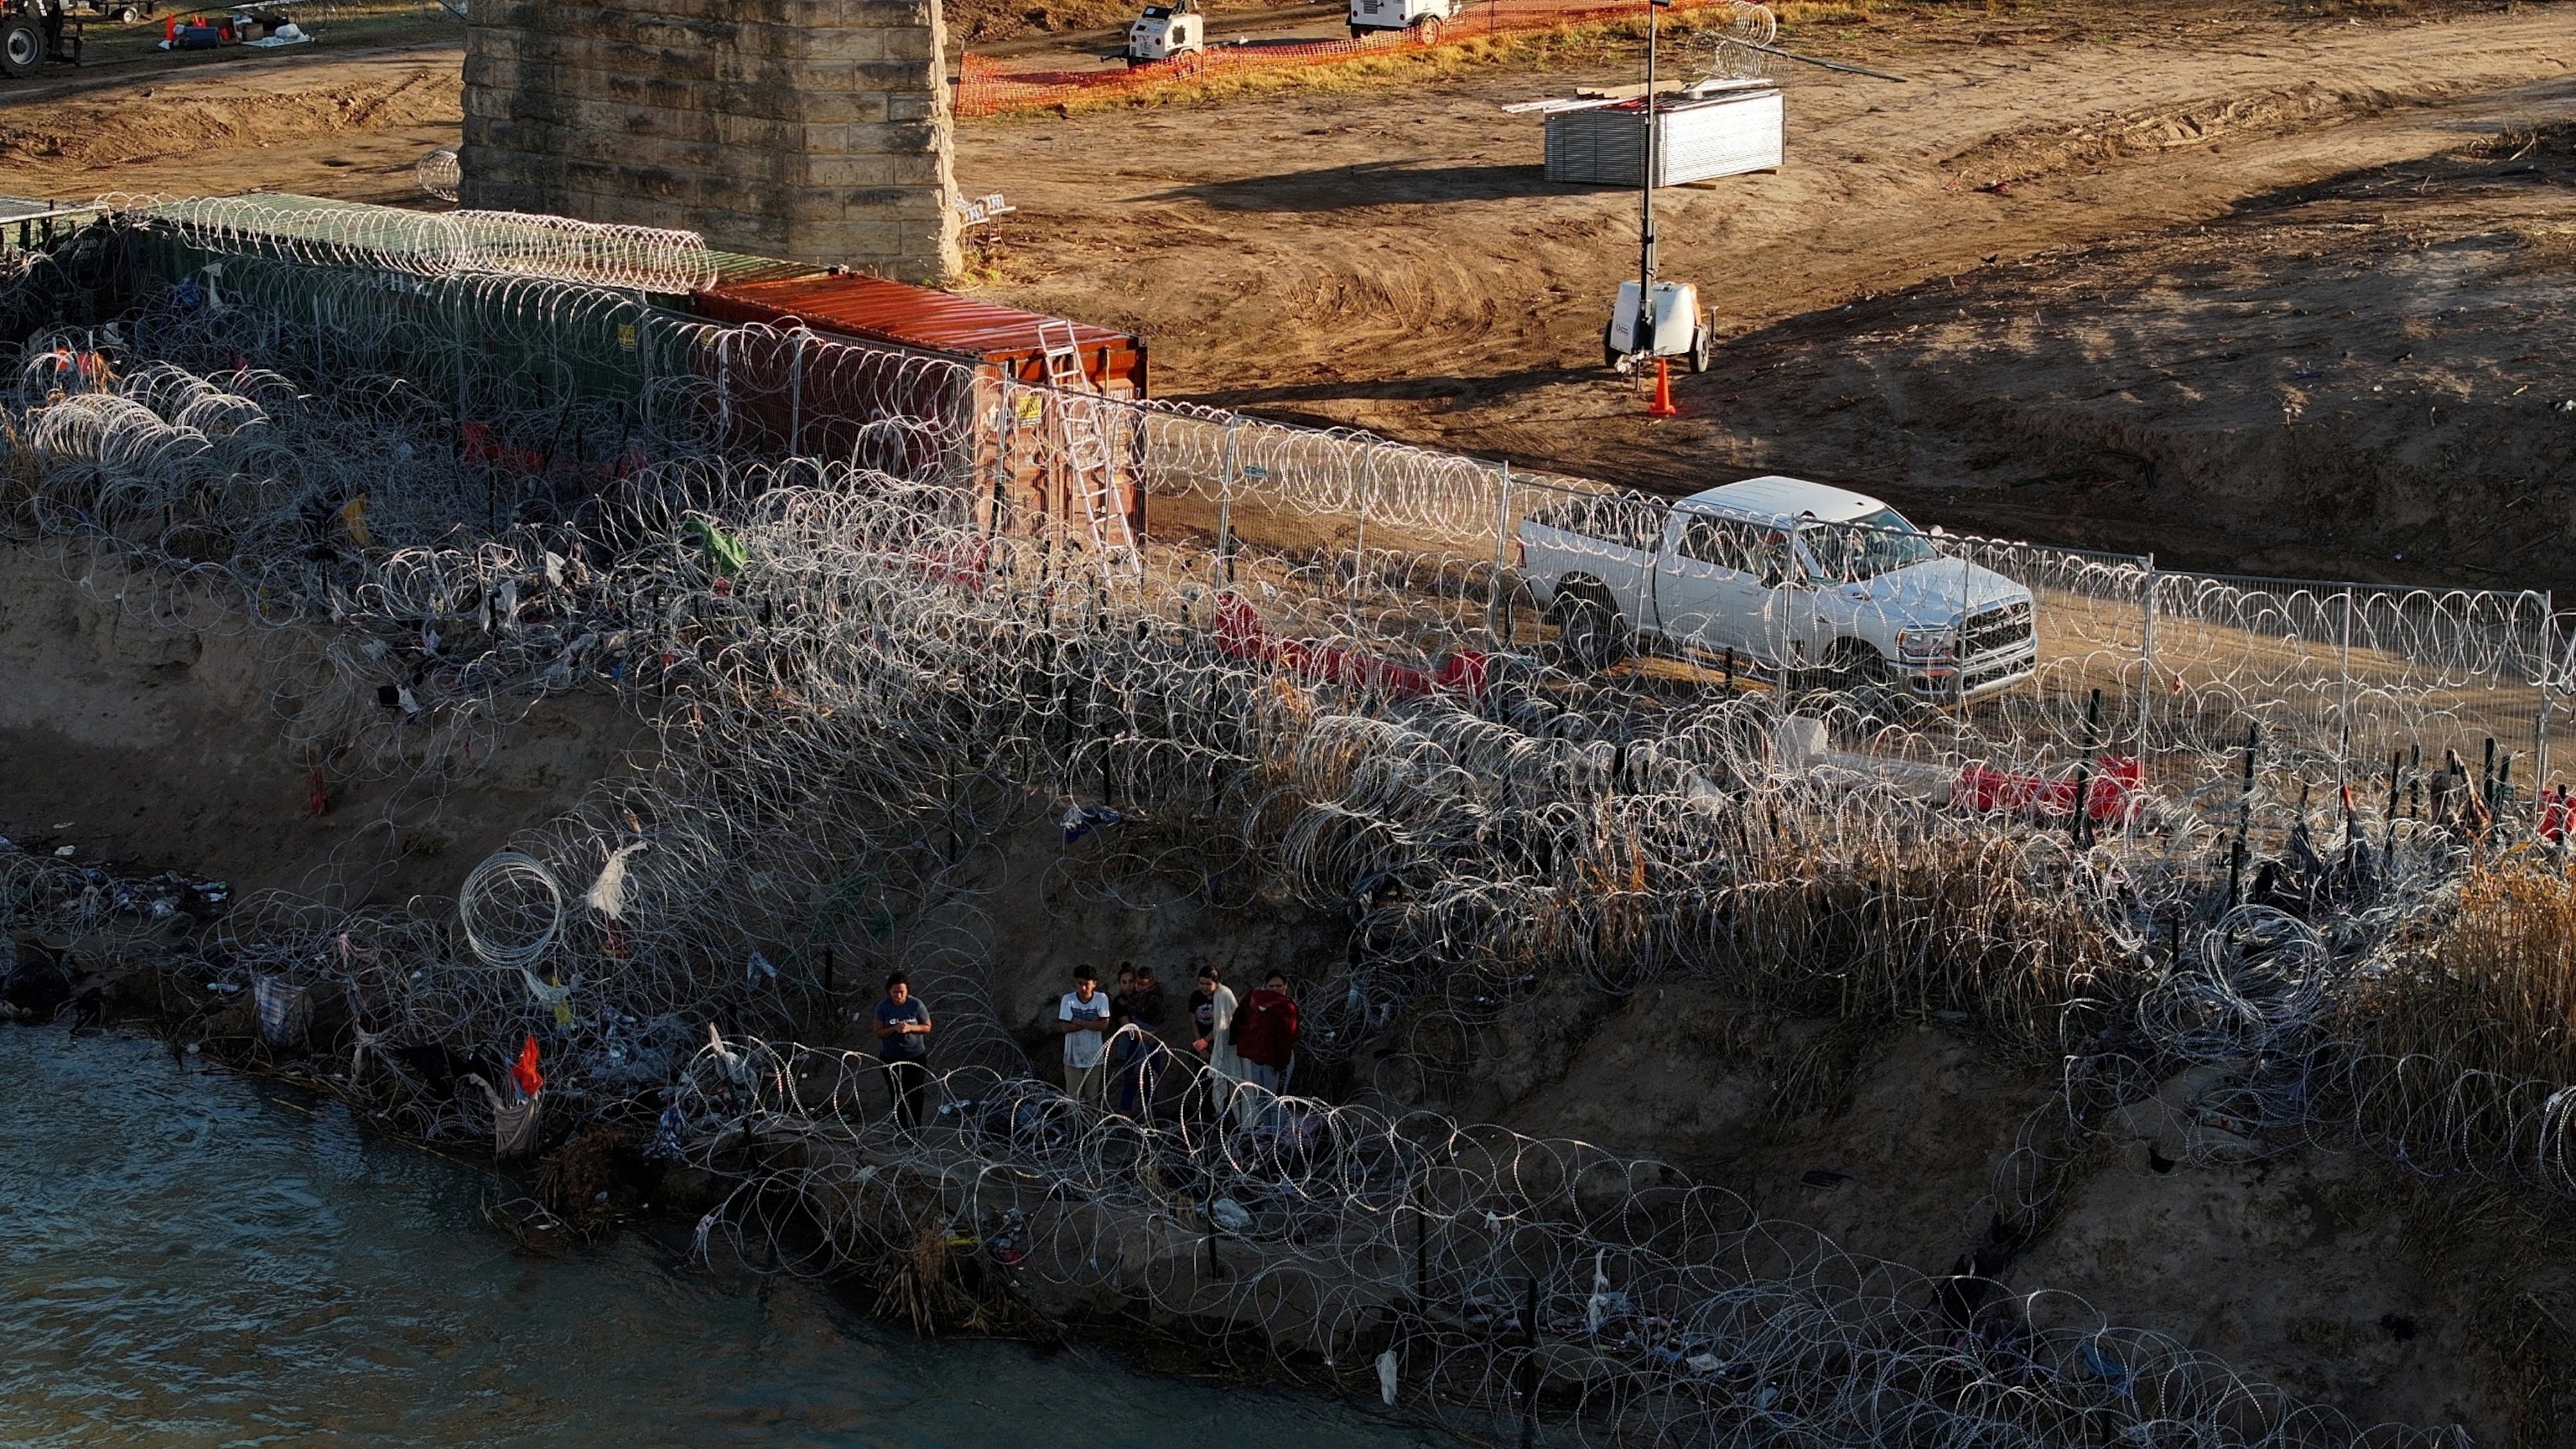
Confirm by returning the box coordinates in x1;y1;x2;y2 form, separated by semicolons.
1124;0;1202;64
1602;0;1714;377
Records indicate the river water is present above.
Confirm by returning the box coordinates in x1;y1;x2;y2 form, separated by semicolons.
1;1026;1446;1448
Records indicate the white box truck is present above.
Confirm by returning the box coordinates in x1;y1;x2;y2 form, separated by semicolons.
1348;0;1458;42
1514;475;2038;701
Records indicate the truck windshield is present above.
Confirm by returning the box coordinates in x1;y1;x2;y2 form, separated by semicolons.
1802;507;1945;582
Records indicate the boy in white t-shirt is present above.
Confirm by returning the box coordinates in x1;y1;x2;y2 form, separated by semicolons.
1058;966;1114;1105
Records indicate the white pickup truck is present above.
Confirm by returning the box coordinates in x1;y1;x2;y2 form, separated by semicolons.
1514;475;2038;703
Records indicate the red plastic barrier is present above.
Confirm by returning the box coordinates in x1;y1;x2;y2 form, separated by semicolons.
1217;592;1486;700
886;538;991;589
2539;787;2570;844
461;420;546;477
462;420;649;484
1955;756;2145;826
1215;589;1272;661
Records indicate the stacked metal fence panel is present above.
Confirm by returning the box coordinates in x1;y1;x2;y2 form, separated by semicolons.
1543;84;1783;187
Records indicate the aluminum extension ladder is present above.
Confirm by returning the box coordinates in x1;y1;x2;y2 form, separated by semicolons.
1036;319;1138;580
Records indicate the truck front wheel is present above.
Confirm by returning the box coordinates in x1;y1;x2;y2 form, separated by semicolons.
1825;639;1892;688
1815;639;1924;721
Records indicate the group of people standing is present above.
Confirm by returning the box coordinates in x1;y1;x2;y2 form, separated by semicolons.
1062;961;1301;1116
1193;966;1301;1098
866;959;1301;1128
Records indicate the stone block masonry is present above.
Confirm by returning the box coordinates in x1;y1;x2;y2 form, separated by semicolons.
462;0;962;284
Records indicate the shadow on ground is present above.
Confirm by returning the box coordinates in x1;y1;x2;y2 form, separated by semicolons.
1156;159;1602;210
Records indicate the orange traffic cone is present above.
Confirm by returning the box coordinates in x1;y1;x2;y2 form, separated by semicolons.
1647;356;1680;418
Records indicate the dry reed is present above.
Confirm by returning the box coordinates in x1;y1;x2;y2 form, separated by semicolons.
2355;860;2576;1086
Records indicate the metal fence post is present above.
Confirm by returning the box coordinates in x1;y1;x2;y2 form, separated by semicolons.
788;327;806;457
1352;442;1374;608
1488;460;1514;647
714;326;733;452
2536;591;2556;798
635;293;655;436
989;367;1015;538
2337;585;2356;789
2137;554;2156;763
452;285;469;424
1219;415;1239;587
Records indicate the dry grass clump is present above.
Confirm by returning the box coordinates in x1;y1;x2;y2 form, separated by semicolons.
1526;805;2135;1057
2355;861;2576;1086
1773;0;1880;21
866;1213;1043;1336
1714;830;2133;1050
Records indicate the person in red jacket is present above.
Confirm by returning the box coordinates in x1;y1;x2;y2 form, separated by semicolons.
1231;970;1299;1098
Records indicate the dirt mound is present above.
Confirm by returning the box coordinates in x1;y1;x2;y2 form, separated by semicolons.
1938;77;2460;187
1409;974;2576;1438
0;68;458;170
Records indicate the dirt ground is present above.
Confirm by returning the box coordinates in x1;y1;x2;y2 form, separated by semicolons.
0;46;460;205
949;0;2576;589
14;14;2576;1431
8;3;2575;589
0;543;652;906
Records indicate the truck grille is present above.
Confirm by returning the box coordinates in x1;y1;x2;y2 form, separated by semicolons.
1959;600;2033;660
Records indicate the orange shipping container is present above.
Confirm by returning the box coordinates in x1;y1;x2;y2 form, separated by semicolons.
693;275;1148;542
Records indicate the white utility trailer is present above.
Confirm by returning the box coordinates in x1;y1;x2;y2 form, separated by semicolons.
1604;279;1711;372
1125;0;1202;61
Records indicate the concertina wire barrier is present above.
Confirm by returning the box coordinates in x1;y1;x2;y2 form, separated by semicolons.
1;201;2568;1444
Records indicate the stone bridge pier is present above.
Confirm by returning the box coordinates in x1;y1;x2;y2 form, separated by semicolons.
461;0;961;283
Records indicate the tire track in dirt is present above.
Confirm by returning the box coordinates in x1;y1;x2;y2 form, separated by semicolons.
1937;77;2472;187
967;7;2576;416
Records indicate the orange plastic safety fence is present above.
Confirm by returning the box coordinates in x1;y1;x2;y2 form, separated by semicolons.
957;0;1723;117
